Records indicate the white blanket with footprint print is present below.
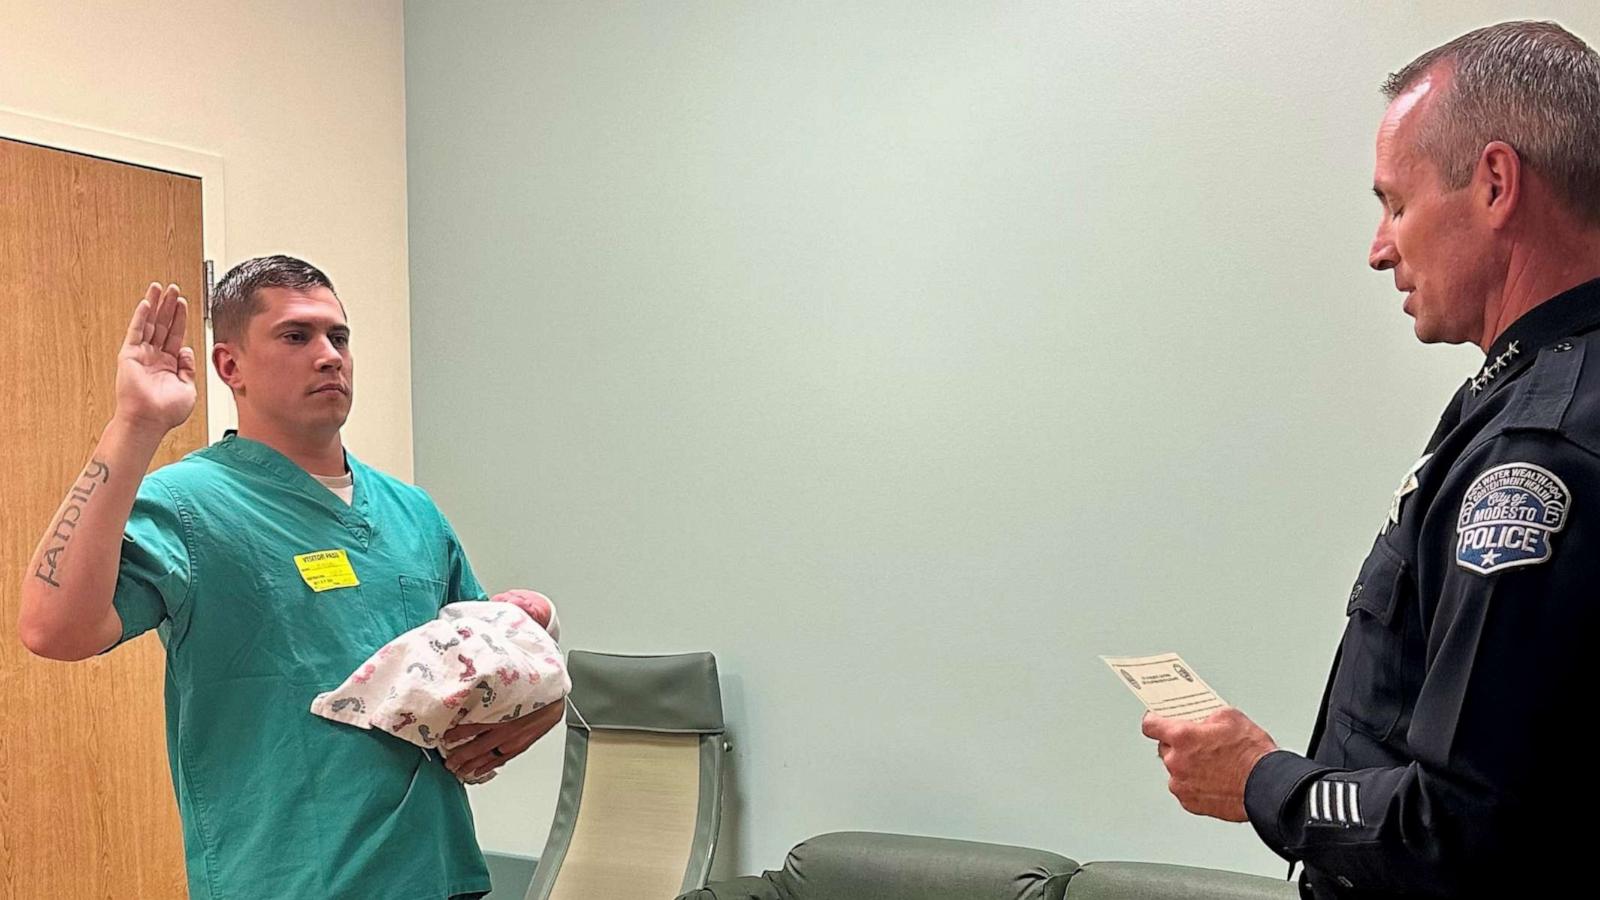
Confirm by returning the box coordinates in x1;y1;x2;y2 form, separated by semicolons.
310;600;570;764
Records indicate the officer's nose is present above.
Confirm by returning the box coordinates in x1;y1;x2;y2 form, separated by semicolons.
1369;220;1398;272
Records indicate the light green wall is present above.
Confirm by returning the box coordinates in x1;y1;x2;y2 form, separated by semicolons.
404;0;1595;878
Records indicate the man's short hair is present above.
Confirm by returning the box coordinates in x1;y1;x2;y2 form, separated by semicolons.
211;255;337;342
1383;20;1600;226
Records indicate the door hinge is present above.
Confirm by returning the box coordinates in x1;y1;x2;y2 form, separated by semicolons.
203;259;215;323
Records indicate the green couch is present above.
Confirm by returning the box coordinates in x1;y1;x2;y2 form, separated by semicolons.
678;832;1297;900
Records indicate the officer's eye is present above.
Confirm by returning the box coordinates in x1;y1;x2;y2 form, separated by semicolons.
283;331;306;343
331;333;349;348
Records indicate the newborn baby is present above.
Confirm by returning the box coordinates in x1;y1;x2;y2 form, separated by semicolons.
495;589;560;642
311;589;569;781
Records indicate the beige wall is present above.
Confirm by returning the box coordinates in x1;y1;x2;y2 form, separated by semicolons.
0;0;414;478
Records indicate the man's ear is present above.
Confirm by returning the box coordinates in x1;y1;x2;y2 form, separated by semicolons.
213;342;243;393
1478;140;1523;229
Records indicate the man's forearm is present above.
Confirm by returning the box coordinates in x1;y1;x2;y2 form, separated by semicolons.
18;416;168;659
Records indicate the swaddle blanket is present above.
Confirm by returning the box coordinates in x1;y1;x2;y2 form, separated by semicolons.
311;601;570;759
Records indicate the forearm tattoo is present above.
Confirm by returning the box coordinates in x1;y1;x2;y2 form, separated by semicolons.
33;459;112;588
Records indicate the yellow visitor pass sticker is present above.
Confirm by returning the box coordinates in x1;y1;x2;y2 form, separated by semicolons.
294;549;360;593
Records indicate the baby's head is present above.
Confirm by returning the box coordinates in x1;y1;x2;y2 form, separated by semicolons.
491;589;553;629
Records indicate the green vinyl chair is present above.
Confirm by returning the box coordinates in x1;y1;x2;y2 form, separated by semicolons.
525;650;726;900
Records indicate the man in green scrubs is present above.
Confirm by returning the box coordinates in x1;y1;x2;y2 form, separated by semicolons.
17;256;562;899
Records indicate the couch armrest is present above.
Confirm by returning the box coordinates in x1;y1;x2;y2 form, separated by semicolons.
774;831;1076;900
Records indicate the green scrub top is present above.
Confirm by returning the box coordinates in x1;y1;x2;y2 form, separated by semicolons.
112;433;492;900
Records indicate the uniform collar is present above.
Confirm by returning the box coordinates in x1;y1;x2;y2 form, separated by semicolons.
1467;277;1600;398
214;431;373;530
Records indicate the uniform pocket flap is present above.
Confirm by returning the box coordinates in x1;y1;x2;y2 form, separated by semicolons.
1345;541;1407;627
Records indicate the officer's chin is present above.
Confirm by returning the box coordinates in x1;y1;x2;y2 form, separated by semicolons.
1412;324;1477;348
1408;314;1453;347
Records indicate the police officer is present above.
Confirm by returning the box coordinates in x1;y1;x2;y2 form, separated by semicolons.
1141;21;1600;898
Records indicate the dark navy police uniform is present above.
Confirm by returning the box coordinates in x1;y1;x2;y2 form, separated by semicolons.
1245;279;1600;898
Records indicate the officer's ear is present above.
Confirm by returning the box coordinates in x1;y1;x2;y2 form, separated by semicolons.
1477;140;1522;229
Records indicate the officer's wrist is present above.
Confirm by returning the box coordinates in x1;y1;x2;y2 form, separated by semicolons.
1244;750;1329;860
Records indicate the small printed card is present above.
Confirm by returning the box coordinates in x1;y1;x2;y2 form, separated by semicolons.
1101;652;1226;722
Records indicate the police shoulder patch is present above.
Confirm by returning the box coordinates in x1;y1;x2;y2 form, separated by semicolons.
1456;462;1571;575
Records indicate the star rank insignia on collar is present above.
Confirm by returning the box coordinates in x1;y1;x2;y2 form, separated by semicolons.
1469;341;1520;394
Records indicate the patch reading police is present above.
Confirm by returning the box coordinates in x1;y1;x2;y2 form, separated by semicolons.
1455;463;1571;575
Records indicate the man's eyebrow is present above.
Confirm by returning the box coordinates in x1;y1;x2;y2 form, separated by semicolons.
274;320;350;332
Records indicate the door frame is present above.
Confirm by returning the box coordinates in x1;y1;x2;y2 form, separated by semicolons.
0;104;231;441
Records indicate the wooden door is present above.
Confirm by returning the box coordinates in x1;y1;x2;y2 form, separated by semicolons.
0;136;206;899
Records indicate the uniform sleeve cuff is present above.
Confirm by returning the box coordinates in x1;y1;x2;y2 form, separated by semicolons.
1245;749;1329;860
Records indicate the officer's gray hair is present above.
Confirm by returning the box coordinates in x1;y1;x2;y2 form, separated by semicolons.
211;255;337;343
1383;20;1600;227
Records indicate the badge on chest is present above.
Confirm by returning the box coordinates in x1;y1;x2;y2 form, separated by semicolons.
294;549;362;592
1387;453;1433;532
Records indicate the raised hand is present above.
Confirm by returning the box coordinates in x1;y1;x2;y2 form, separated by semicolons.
115;282;197;435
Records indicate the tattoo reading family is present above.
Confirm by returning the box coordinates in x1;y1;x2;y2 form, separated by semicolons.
34;459;111;588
